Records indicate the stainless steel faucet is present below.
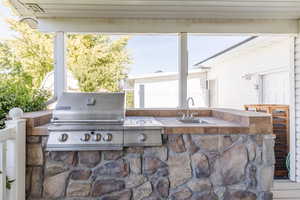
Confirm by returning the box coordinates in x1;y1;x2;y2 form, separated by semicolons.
186;97;195;108
179;97;196;120
186;97;195;118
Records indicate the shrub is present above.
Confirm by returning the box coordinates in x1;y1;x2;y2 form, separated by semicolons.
0;79;49;129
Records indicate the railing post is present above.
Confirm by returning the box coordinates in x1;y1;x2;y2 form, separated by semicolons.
8;108;26;200
0;142;7;200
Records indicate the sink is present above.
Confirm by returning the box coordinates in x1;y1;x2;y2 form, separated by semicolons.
178;118;209;124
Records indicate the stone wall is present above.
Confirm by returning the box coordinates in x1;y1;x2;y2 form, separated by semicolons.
26;133;275;200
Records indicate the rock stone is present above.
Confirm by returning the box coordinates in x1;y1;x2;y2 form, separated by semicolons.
187;178;212;192
45;160;68;176
92;179;125;197
142;194;161;200
228;183;247;191
155;178;169;198
103;151;123;160
247;164;257;189
168;154;192;188
193;192;218;200
155;167;169;177
70;169;91;180
214;187;226;199
143;156;166;175
192;135;219;151
150;168;169;184
128;155;142;174
171;187;192;200
78;151;101;168
183;134;199;154
144;146;168;161
262;136;275;165
255;147;263;164
27;144;43;165
30;167;43;198
43;171;69;198
220;143;248;185
41;136;48;148
26;136;41;144
50;151;75;165
67;182;91;197
222;135;234;150
133;181;152;200
247;142;256;161
125;174;147;188
168;135;186;153
94;159;129;177
258;166;274;191
260;191;273;200
255;135;264;146
191;152;210;178
101;190;132;200
224;190;257;200
126;147;144;154
26;167;32;196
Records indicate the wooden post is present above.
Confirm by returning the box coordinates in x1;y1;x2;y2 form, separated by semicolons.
178;32;188;108
54;31;66;99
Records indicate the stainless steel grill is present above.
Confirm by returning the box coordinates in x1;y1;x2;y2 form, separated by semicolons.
47;92;163;151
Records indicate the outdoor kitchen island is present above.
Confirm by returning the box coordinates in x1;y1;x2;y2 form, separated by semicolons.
25;108;274;200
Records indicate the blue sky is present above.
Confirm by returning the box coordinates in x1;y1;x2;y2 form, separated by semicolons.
0;1;247;75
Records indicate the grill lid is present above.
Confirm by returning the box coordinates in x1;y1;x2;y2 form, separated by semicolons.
52;92;125;124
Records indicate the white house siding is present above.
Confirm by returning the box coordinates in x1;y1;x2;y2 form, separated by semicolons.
294;36;300;182
134;79;179;108
206;37;291;109
133;74;206;108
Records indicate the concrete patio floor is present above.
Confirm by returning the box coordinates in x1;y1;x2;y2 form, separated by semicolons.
272;180;300;200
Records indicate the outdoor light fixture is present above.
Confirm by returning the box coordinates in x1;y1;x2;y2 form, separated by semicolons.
19;17;38;29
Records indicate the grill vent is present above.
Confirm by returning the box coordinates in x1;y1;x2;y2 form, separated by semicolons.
25;3;45;13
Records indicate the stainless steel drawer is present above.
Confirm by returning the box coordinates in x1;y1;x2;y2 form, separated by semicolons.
124;130;162;146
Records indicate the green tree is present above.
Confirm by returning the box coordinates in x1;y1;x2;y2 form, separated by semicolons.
67;34;131;92
0;20;53;88
0;20;131;92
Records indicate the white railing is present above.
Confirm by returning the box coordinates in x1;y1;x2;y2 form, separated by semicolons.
0;108;26;200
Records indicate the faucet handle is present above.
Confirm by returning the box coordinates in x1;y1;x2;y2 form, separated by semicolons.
191;112;198;116
189;112;198;118
178;111;186;119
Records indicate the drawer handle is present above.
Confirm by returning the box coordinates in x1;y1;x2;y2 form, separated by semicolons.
138;133;147;142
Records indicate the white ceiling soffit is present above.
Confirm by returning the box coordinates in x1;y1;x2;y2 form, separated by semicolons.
10;0;300;19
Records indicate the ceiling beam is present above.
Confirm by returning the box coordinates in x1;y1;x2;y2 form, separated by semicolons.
38;18;299;35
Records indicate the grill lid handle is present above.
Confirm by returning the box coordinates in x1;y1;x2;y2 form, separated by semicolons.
86;97;96;106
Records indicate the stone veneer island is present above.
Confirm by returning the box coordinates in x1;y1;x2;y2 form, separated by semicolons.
24;109;275;200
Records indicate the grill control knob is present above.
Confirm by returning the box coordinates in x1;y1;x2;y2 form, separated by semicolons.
92;133;102;142
103;133;113;142
58;133;68;142
138;134;147;142
81;133;90;142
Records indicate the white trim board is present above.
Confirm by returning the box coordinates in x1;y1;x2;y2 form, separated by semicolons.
38;18;299;35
